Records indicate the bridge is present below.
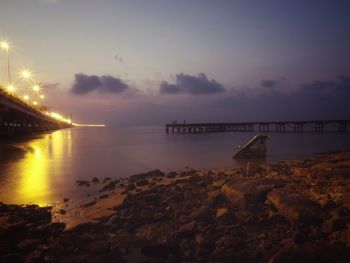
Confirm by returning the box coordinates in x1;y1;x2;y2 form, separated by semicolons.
166;120;350;134
0;87;72;137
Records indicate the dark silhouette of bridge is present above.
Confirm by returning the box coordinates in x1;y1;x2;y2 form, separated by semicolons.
0;88;72;137
166;120;350;134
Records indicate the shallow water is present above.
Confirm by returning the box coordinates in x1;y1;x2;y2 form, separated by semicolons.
1;126;350;205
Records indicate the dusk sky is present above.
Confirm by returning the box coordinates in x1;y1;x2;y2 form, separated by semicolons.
1;0;349;125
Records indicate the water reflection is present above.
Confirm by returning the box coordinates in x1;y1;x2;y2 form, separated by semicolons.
16;143;49;206
11;129;72;206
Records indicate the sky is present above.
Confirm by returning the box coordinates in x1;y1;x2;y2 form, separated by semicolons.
0;0;349;125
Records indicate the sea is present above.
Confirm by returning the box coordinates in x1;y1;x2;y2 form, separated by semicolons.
1;126;350;205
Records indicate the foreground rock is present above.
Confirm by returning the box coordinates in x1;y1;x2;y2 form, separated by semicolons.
1;151;350;262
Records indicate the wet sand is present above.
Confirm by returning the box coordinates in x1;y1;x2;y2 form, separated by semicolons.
1;151;350;262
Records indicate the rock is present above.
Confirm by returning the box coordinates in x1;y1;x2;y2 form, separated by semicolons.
25;250;43;263
269;242;350;263
99;194;109;199
136;179;149;187
339;193;350;209
195;233;205;246
100;180;120;192
59;209;66;214
103;177;112;183
292;226;310;244
80;201;96;208
166;172;177;178
127;183;136;191
177;221;197;238
84;240;110;255
246;162;259;176
291;167;308;177
213;178;228;188
216;207;228;218
222;178;285;210
129;169;165;183
75;180;90;187
17;239;39;250
267;189;323;225
92;177;99;183
322;215;350;233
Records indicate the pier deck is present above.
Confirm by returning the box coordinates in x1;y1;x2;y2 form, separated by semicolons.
165;120;350;134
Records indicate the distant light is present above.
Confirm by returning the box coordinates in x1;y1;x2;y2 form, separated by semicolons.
73;123;106;127
6;84;15;93
33;101;38;106
32;84;41;93
20;69;32;80
40;94;45;99
23;95;29;100
0;41;10;51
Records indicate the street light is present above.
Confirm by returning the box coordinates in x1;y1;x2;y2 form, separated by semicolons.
5;83;15;94
0;41;11;82
32;84;41;93
20;69;32;80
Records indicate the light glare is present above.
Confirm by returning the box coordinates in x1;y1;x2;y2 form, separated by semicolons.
0;41;10;51
6;84;15;93
32;84;41;93
20;69;32;80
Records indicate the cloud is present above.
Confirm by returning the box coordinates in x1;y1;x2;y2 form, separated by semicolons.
100;75;129;93
160;73;225;95
261;80;279;88
300;75;350;95
71;73;129;95
215;75;350;121
160;81;183;94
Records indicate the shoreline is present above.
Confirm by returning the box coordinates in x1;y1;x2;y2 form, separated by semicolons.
1;151;350;262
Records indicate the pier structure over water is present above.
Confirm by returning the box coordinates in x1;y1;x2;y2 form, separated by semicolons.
0;88;72;137
165;120;350;134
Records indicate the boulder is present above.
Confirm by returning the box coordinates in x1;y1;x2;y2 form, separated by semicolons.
222;178;285;210
216;207;228;218
267;189;323;225
136;179;149;187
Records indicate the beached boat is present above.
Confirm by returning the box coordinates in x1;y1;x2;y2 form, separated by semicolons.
233;135;269;159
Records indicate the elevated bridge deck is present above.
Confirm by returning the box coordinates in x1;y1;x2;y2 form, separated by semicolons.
0;88;72;137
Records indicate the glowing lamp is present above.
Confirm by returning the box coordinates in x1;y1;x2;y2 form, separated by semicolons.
0;41;9;51
20;69;32;80
32;84;41;93
6;84;15;93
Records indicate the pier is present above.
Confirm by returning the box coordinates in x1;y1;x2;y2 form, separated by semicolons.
165;120;350;134
0;88;72;137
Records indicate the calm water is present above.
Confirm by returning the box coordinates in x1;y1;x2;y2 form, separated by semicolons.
1;126;350;205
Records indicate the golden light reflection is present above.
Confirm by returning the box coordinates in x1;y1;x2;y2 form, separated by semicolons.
15;129;72;206
16;143;49;206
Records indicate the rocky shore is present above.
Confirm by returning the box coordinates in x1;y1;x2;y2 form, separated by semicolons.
1;151;350;262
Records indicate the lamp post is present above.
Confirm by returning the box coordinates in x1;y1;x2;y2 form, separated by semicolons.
0;41;11;82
